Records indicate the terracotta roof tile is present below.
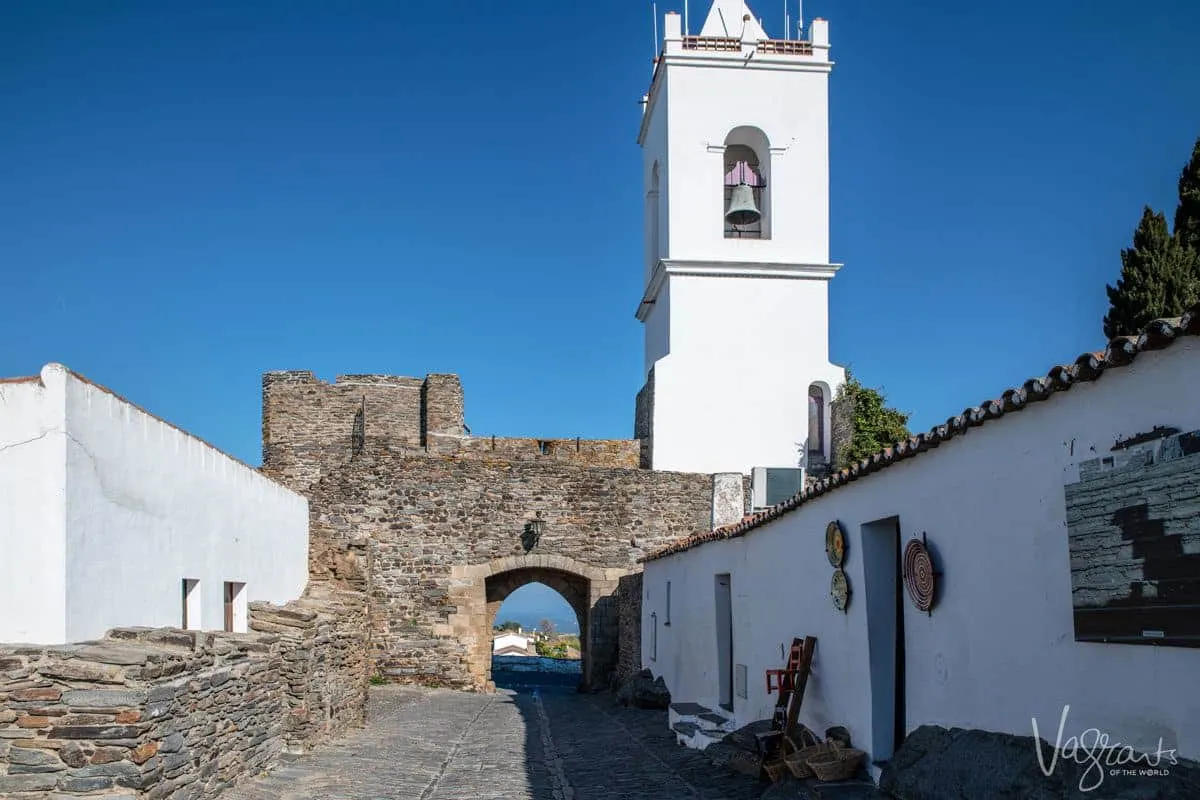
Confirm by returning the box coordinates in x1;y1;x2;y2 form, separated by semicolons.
641;304;1200;563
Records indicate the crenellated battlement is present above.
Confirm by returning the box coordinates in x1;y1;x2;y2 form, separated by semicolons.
262;370;641;492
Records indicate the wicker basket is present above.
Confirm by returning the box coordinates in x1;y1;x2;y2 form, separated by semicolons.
806;742;865;782
763;758;789;782
784;742;831;779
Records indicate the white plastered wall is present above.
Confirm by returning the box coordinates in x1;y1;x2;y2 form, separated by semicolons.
644;341;1200;762
0;369;68;643
62;368;309;641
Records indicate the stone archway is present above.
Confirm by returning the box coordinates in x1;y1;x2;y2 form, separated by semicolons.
486;567;588;687
445;554;631;692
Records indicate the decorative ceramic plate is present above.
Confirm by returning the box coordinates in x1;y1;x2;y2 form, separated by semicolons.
831;568;850;612
825;520;846;567
903;538;936;612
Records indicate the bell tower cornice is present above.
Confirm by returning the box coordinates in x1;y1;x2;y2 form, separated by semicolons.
635;259;842;322
637;14;831;147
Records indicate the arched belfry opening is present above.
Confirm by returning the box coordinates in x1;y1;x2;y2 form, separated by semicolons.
807;382;830;471
646;161;661;278
723;126;771;239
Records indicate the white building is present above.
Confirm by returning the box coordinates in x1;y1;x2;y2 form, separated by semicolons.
635;0;844;477
493;632;534;656
0;363;309;644
641;316;1200;769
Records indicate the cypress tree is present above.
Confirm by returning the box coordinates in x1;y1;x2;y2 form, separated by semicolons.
1174;136;1200;254
1103;207;1200;339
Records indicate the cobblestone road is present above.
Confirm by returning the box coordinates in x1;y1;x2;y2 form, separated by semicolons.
221;686;764;800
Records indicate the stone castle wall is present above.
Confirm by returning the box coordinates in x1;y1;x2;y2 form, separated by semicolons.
0;584;368;798
301;447;714;691
614;572;644;686
262;370;640;494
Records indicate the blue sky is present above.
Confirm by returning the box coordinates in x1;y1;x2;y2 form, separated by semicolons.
4;0;1199;470
495;584;580;636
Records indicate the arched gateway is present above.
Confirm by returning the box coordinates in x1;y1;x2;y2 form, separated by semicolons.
260;370;724;691
450;554;627;690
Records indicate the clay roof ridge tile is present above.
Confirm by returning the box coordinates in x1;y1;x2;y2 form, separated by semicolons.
642;302;1200;563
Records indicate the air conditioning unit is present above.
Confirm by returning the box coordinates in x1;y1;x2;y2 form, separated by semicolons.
751;467;805;510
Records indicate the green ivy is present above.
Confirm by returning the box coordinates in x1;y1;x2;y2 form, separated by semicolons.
831;370;911;471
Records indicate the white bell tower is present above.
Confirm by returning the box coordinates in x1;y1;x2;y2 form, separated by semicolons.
634;0;845;478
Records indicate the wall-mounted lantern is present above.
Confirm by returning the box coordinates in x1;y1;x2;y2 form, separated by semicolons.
522;513;545;552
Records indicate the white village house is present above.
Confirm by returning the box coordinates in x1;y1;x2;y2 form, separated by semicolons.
493;632;535;656
634;0;1200;777
0;363;309;644
642;318;1200;769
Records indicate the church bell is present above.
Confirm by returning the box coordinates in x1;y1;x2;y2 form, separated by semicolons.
725;183;761;226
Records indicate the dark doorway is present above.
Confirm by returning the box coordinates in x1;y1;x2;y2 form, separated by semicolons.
861;518;905;762
715;573;734;711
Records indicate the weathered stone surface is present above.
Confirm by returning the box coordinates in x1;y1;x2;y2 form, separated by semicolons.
65;645;149;665
63;689;147;708
615;668;671;709
48;724;143;739
8;746;64;767
11;687;63;702
60;742;87;768
880;725;1200;800
39;661;125;683
712;472;746;528
130;741;159;764
57;775;116;792
0;585;368;797
0;772;60;792
16;714;54;728
89;745;129;764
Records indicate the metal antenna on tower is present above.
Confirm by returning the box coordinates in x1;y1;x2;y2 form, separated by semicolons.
797;0;804;39
683;0;689;36
652;2;658;61
784;0;789;40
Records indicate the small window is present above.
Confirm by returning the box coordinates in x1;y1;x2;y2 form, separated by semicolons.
537;440;551;455
665;581;671;626
182;579;201;631
650;612;658;662
223;582;247;633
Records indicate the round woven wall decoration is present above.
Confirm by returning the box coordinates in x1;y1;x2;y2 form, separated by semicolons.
830;568;850;612
903;538;936;612
825;520;846;567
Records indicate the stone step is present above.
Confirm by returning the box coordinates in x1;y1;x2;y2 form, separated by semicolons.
668;699;739;751
672;721;699;737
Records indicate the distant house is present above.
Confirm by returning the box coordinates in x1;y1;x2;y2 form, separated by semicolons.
492;632;534;656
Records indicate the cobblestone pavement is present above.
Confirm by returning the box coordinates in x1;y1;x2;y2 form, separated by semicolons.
221;686;765;800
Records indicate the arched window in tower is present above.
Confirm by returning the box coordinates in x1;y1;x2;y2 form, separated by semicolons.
646;162;661;275
722;127;771;240
807;384;826;469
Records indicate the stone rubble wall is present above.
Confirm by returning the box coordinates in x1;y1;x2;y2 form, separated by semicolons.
428;436;640;469
614;572;644;685
262;370;643;496
0;584;368;798
305;450;714;691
